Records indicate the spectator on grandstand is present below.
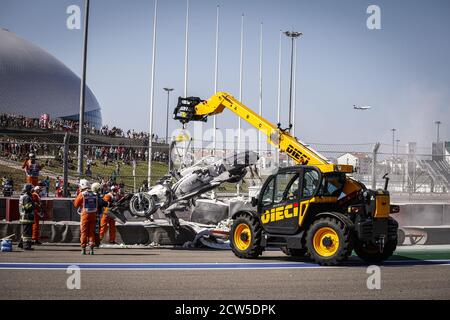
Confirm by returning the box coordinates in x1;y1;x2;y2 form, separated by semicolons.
43;176;50;197
86;160;92;177
139;180;148;193
95;147;101;160
55;176;63;197
0;113;159;142
100;179;108;195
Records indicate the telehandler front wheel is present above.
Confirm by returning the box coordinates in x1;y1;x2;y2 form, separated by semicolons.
306;216;353;266
230;213;263;259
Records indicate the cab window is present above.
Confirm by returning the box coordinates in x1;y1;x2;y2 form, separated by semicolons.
319;173;345;197
261;177;275;206
284;174;300;201
260;173;299;206
274;172;298;204
302;169;320;198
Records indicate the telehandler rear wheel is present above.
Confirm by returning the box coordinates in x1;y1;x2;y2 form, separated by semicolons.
230;213;263;259
354;239;397;263
306;216;353;266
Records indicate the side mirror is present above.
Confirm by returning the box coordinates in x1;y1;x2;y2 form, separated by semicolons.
251;197;258;207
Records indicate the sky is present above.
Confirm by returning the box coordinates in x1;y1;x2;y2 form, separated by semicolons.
1;0;449;153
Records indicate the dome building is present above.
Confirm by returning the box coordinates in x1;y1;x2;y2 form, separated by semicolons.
0;28;102;128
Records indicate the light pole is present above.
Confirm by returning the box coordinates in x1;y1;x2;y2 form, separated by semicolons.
184;0;189;97
276;30;282;166
147;0;158;185
391;128;396;156
213;5;219;153
284;31;302;129
435;121;441;143
258;22;263;156
77;0;90;176
163;87;174;144
237;14;244;154
181;0;190;166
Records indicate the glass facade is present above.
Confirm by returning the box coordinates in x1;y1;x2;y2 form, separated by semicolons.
61;109;102;129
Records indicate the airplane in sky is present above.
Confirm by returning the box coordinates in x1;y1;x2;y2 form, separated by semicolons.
353;104;372;110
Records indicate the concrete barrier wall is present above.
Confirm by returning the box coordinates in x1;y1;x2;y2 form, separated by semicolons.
396;204;450;226
2;197;450;227
2;197;449;246
0;222;83;243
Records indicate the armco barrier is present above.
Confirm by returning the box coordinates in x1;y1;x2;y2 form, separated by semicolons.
41;199;54;220
51;198;75;222
5;198;19;221
0;198;5;220
2;197;53;222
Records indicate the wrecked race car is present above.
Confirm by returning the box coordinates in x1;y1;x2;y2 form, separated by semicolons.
108;151;258;231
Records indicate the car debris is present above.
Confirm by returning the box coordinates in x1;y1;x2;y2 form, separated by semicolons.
109;150;259;231
182;219;233;249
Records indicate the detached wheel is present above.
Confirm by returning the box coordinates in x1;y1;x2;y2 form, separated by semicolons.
354;239;397;263
281;247;307;257
129;193;154;217
306;217;353;266
230;213;263;259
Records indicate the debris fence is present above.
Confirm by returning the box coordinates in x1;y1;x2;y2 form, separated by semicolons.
1;134;449;196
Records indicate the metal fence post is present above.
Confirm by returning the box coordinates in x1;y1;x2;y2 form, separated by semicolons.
63;132;69;197
132;159;136;193
169;141;175;174
372;142;380;190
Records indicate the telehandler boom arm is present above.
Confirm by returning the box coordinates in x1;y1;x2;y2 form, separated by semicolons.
174;92;353;174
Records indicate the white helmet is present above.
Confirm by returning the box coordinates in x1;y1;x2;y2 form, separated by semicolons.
91;182;101;193
33;186;41;192
79;179;90;190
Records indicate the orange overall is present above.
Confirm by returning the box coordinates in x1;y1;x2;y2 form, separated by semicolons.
31;192;42;241
100;192;117;243
74;191;98;248
22;160;42;186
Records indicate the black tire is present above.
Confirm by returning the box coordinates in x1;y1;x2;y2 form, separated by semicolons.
230;213;263;259
281;247;307;257
306;216;353;266
354;238;397;263
129;193;154;217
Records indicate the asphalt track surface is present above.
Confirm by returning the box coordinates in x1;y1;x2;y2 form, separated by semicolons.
1;245;450;300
